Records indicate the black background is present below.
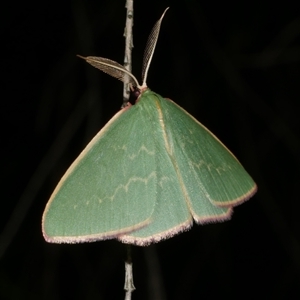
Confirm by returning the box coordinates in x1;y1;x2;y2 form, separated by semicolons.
1;0;300;299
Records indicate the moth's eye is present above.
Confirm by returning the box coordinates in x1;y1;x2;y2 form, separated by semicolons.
132;87;141;99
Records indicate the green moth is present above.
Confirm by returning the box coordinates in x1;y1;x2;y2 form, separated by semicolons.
42;8;257;246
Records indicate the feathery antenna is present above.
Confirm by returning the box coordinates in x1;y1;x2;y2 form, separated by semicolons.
141;7;169;88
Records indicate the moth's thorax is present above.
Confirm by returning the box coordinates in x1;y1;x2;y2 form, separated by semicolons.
137;88;163;104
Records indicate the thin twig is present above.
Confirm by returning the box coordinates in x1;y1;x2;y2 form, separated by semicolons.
123;1;135;299
123;0;134;107
124;245;135;300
